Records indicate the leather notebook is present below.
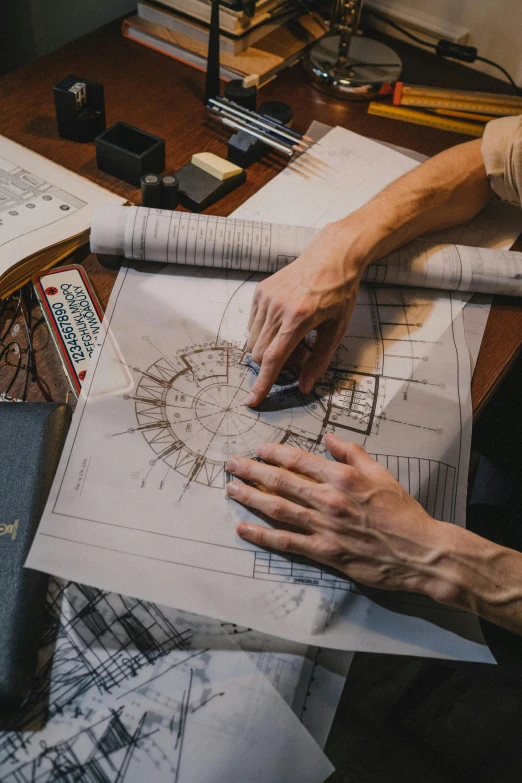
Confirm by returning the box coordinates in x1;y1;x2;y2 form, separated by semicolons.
0;402;71;715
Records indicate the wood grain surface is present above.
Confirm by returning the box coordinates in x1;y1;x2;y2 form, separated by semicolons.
0;19;520;414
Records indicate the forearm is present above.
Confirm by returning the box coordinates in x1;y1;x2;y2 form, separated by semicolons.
332;139;493;273
423;523;522;637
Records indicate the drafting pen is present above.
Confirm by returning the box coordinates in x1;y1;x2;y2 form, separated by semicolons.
210;106;308;151
210;96;314;145
208;97;315;145
209;98;310;146
210;105;310;151
219;117;295;155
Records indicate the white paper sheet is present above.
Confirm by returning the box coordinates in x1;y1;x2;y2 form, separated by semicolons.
26;260;493;662
91;203;522;296
221;623;353;749
0;580;333;783
0;134;125;277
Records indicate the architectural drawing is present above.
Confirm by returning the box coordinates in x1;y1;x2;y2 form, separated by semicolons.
0;579;333;783
26;261;493;661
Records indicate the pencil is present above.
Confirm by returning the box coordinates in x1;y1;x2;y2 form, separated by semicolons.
209;97;315;145
209;106;309;153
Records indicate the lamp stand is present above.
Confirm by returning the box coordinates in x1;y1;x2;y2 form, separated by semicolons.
303;0;402;100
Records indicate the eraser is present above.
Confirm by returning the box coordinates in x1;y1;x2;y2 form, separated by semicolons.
191;152;243;181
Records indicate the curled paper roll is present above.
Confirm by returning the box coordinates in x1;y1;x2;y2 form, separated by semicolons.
90;205;522;296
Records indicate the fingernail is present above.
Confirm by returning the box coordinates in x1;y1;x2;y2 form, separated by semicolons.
237;523;255;538
302;379;315;395
245;392;256;406
227;458;238;472
227;482;239;496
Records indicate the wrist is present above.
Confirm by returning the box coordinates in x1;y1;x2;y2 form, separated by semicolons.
322;217;383;277
420;523;522;631
329;205;402;272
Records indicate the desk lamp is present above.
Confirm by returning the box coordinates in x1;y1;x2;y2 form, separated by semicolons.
303;0;402;99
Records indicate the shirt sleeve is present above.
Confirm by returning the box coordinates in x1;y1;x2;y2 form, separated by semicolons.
481;115;522;206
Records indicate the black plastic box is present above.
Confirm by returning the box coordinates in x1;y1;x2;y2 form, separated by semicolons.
54;74;105;142
95;122;165;186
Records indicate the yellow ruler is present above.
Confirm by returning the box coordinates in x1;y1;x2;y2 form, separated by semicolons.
368;102;485;137
394;82;522;116
398;83;522;107
398;96;520;116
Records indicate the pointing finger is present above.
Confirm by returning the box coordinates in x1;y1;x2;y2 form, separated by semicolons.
245;329;304;407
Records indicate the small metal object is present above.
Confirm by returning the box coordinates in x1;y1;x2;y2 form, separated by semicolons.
161;174;179;210
303;0;401;101
141;173;162;208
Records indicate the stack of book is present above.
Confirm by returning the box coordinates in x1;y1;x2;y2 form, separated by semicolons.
122;0;325;85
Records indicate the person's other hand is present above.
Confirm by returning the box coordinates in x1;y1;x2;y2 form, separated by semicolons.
245;222;368;407
226;435;456;603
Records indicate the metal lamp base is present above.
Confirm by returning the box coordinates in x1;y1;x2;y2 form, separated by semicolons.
303;34;402;100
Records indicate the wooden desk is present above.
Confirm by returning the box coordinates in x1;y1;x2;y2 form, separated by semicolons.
2;23;522;782
0;20;521;412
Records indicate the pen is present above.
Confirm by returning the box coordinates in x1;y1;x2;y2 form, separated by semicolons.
209;105;308;151
219;117;295;155
208;97;315;145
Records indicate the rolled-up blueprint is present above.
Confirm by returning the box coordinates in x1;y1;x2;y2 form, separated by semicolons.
90;206;522;296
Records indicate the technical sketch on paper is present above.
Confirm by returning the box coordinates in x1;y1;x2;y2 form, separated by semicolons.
0;155;86;247
27;262;483;659
0;579;334;783
115;278;459;529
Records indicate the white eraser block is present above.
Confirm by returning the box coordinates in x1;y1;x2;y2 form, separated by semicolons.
191;152;243;181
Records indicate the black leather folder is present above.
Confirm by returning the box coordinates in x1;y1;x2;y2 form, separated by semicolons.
0;402;71;715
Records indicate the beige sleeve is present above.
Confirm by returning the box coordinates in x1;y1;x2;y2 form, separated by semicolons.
481;115;522;205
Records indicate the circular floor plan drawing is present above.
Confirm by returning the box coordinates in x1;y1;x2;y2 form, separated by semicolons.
127;342;384;490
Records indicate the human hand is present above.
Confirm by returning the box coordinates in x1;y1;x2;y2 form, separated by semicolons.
226;434;455;601
245;222;368;407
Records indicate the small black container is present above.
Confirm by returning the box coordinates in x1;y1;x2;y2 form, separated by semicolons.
95;122;165;187
54;74;106;142
224;79;257;111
